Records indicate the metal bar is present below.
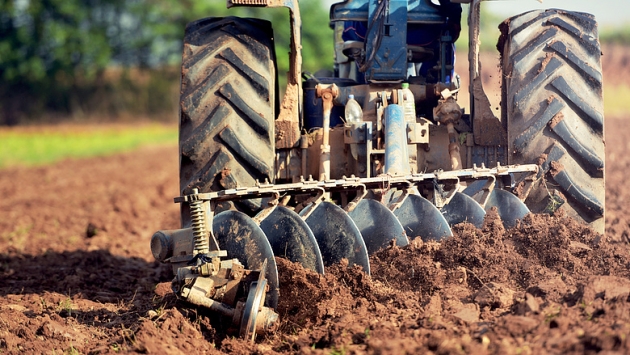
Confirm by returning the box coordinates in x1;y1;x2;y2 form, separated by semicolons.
469;0;481;122
175;164;539;203
316;85;339;182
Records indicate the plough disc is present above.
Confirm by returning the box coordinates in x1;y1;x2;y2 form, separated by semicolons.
301;201;371;274
393;194;453;241
462;181;530;228
257;206;325;274
348;198;409;253
441;192;486;228
213;210;279;308
212;186;528;307
485;189;530;228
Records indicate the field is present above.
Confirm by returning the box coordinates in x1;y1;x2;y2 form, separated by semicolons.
0;120;629;354
0;48;629;354
0;124;177;169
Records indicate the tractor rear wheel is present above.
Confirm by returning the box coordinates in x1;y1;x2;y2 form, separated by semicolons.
178;17;277;227
500;9;605;233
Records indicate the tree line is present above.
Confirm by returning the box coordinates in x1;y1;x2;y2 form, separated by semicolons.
0;0;334;125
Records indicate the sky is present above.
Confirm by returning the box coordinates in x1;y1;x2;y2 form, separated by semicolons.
322;0;630;27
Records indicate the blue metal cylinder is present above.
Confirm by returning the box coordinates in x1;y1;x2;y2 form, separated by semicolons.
384;104;410;175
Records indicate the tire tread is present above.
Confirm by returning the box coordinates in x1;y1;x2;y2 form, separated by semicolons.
501;9;605;231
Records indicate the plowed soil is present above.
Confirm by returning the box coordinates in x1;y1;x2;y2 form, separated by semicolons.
1;117;629;355
1;119;629;355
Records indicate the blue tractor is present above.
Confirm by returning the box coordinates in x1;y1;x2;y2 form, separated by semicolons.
151;0;605;340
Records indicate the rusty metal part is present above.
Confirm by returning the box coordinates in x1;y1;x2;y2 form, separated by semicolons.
468;0;481;113
435;96;462;125
387;184;412;212
175;253;278;342
447;123;462;170
407;119;430;144
435;96;464;170
316;84;339;181
468;1;507;146
465;133;474;168
251;191;280;223
189;188;211;256
175;164;538;205
275;119;301;150
239;260;278;341
432;178;460;209
515;173;536;203
300;133;309;178
343;182;367;213
472;77;507;146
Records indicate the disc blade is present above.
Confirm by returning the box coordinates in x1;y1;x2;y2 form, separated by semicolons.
213;210;279;309
258;206;324;274
462;179;487;198
394;194;453;241
300;202;370;274
441;192;486;228
348;199;409;254
486;189;530;228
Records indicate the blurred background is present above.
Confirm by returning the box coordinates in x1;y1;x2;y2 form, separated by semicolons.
0;0;628;167
0;1;335;125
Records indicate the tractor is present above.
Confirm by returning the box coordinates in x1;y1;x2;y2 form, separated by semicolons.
150;0;605;341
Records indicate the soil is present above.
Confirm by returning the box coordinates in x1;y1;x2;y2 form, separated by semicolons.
0;118;628;355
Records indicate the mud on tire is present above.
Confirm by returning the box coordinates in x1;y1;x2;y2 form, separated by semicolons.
178;17;277;227
499;9;605;233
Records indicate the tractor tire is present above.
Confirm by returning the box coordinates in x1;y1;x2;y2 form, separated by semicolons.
499;9;605;233
178;17;277;227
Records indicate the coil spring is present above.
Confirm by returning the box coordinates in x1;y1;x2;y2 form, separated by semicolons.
190;189;209;255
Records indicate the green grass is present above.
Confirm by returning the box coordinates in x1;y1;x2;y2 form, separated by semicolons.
0;123;177;169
